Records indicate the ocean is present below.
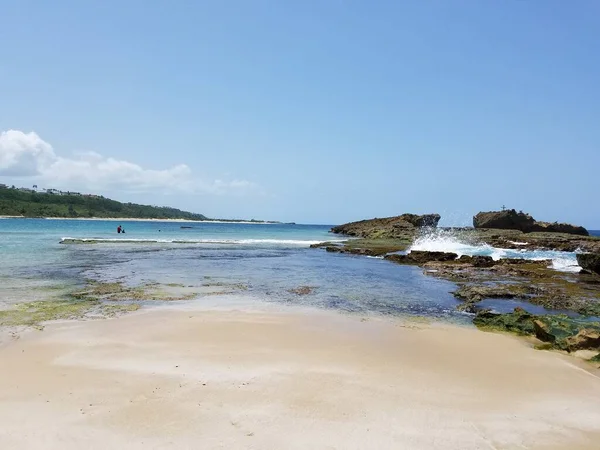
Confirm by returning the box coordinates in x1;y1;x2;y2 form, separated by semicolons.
0;219;595;320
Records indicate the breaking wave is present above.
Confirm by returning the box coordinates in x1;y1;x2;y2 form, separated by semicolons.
409;229;581;273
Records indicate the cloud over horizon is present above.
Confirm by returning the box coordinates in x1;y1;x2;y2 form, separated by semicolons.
0;130;258;195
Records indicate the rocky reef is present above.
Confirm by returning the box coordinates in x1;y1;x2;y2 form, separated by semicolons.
473;209;589;236
331;213;440;239
473;308;600;358
316;212;600;363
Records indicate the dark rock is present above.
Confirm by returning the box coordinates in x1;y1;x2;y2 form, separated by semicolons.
496;258;549;266
454;285;519;303
577;253;600;276
409;251;458;263
385;251;457;266
399;213;441;228
456;302;478;314
473;210;537;232
473;209;588;236
453;283;539;303
531;222;589;236
324;246;378;256
456;255;495;267
533;319;555;342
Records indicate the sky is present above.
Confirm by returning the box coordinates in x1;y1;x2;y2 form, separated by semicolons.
1;1;599;227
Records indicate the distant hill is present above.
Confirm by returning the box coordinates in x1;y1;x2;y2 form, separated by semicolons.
0;185;208;220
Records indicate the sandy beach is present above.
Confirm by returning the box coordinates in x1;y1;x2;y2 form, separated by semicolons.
1;305;600;450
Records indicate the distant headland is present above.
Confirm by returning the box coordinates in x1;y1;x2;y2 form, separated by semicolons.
0;184;278;223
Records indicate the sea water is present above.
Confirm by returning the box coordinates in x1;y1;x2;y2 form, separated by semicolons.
0;219;595;320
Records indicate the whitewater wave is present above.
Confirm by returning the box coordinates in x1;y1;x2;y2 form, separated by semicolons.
409;229;581;273
60;237;341;247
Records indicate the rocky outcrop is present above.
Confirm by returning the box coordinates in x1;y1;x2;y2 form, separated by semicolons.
532;222;589;236
473;308;600;354
565;329;600;351
577;253;600;275
474;210;536;232
384;251;457;265
453;284;538;303
331;214;440;239
324;246;380;257
473;209;588;236
456;255;495;268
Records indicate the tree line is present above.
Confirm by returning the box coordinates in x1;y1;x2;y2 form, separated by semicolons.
0;187;208;220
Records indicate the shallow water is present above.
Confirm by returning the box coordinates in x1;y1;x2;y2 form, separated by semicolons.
0;219;593;321
0;219;466;321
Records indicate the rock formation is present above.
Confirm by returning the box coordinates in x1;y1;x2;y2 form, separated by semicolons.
384;251;457;265
473;209;588;236
473;307;600;356
576;253;600;275
331;213;441;239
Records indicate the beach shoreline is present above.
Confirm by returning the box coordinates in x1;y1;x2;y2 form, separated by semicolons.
1;303;600;449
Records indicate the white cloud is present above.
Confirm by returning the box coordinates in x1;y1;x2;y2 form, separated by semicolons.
0;130;55;176
0;130;258;195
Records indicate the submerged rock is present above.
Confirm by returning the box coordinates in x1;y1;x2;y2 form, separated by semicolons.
288;286;316;295
473;209;588;236
577;253;600;275
324;246;379;256
453;284;536;303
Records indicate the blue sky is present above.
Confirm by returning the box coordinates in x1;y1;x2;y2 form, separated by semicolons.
1;1;598;226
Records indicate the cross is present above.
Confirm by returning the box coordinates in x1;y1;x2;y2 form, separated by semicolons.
501;205;506;211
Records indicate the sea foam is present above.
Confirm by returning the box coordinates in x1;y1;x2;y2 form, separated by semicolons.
60;237;342;246
409;228;581;273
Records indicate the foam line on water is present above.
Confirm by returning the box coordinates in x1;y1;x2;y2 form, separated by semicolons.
60;237;343;247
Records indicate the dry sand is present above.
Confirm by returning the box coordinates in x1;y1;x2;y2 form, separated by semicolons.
1;306;600;449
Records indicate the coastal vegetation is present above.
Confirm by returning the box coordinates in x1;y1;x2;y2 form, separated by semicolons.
0;185;208;220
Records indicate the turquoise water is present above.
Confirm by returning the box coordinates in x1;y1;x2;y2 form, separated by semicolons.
0;219;465;320
1;219;596;320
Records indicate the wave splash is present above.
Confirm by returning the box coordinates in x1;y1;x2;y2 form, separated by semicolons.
409;229;581;273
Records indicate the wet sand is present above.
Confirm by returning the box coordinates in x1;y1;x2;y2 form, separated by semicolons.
1;305;600;449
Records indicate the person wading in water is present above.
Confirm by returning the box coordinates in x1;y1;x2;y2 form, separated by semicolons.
117;225;122;234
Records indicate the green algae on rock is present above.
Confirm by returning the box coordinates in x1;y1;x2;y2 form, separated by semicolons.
0;298;142;329
72;281;201;302
473;308;600;353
